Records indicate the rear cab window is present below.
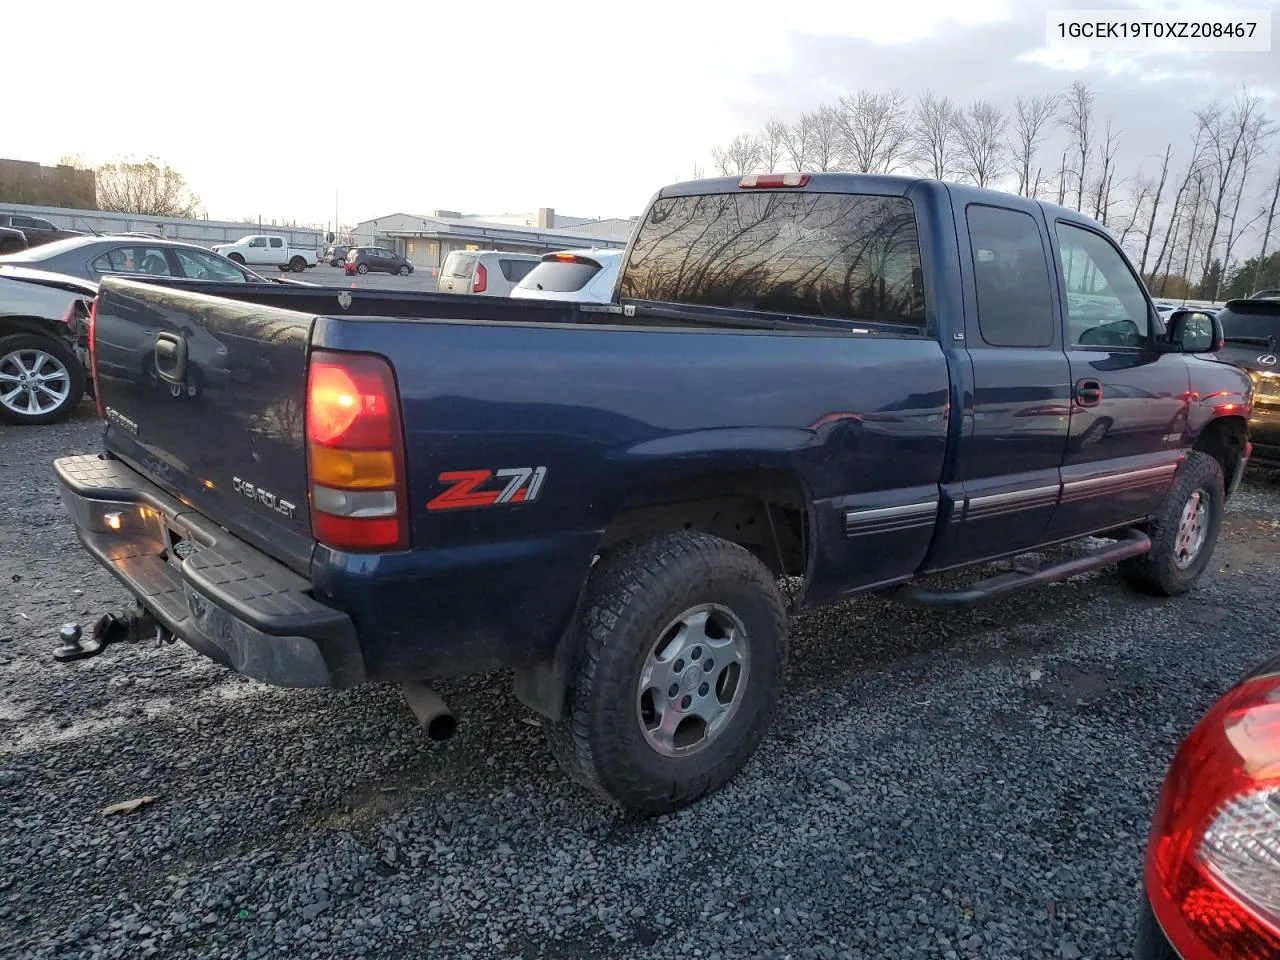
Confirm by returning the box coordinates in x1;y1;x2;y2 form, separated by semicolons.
619;191;926;331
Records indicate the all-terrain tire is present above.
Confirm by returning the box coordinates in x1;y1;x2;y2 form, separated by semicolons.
1118;451;1224;596
544;530;788;815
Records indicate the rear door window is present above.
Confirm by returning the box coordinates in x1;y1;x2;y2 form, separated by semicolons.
499;259;537;283
518;260;601;292
620;192;925;329
966;204;1055;348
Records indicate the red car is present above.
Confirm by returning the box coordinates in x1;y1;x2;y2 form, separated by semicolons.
1139;653;1280;958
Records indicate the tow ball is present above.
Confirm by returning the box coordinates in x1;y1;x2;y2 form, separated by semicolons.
52;607;172;663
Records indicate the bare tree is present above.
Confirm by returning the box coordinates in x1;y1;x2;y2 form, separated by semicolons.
710;133;763;176
94;156;202;217
955;100;1008;188
1253;164;1280;294
805;105;843;172
1091;117;1122;225
1216;110;1275;298
1060;80;1096;210
692;161;705;180
1138;144;1174;278
1011;94;1059;198
1195;89;1269;289
837;90;912;173
909;91;958;180
760;119;788;172
780;114;813;172
1055;150;1070;206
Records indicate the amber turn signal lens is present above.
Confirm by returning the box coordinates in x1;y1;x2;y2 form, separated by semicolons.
309;446;397;489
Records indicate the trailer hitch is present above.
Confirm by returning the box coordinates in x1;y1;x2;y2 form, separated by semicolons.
53;607;171;663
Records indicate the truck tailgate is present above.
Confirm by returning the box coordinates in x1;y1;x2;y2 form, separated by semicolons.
92;278;315;572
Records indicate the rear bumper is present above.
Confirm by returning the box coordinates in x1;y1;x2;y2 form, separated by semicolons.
54;454;364;688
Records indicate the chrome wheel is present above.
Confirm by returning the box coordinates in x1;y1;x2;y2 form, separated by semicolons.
0;348;71;418
1173;488;1209;569
637;603;749;757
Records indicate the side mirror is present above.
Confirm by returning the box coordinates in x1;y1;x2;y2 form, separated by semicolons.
1167;309;1224;353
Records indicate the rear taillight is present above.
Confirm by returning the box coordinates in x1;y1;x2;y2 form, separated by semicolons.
305;350;409;552
473;262;487;293
1145;670;1280;959
89;300;103;419
739;173;810;188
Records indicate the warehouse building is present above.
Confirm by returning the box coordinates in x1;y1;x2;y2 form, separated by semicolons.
353;208;636;272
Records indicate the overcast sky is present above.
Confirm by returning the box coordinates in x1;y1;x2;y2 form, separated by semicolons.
6;0;1278;227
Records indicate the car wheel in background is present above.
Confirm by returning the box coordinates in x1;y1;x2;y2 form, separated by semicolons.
290;256;307;273
398;264;411;276
227;253;245;264
357;263;369;275
0;334;86;425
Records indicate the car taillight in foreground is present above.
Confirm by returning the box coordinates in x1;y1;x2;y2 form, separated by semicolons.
305;350;409;552
88;299;104;419
472;262;487;293
1145;669;1280;959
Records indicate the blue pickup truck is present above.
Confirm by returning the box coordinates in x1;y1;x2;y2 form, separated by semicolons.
54;173;1252;814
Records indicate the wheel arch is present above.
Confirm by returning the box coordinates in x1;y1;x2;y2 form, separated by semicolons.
1191;415;1249;499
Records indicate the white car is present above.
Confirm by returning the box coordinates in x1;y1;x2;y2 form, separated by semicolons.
510;249;624;303
211;235;318;273
438;250;541;297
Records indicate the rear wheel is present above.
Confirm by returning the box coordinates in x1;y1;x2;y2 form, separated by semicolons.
290;256;307;273
0;334;85;425
398;264;411;276
545;530;788;815
1119;451;1224;596
357;263;369;275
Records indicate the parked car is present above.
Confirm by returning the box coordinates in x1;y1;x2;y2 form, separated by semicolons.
0;226;27;255
54;172;1250;815
1137;650;1280;960
437;250;540;296
1216;294;1280;466
0;266;94;424
210;234;318;272
344;246;413;276
0;235;290;286
0;213;82;248
511;249;624;303
323;244;349;266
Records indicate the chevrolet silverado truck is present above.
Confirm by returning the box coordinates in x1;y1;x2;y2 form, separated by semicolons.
53;173;1252;814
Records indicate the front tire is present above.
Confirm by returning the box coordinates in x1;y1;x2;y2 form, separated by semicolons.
0;334;85;425
227;253;245;265
545;531;788;815
398;264;411;276
1119;451;1224;596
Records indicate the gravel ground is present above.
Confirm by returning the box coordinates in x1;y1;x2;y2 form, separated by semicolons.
3;406;1280;960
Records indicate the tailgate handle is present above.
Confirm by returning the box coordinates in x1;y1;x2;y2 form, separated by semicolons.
154;333;187;385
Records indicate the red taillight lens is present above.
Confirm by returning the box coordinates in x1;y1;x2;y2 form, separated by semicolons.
305;350;408;552
1146;671;1280;960
473;262;487;293
89;299;104;419
739;173;810;188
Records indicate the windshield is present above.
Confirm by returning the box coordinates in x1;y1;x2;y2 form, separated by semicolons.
619;191;925;329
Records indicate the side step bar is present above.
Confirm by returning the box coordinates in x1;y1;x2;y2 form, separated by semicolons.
895;528;1152;607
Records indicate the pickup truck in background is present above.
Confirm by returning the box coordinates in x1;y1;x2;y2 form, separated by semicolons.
54;173;1251;814
210;234;318;272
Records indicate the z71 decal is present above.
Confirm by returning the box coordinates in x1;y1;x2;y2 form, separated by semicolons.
427;467;547;511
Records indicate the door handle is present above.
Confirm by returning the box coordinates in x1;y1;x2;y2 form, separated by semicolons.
1075;378;1103;407
154;333;187;385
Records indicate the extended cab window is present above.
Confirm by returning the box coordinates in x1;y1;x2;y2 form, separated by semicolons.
621;192;925;329
967;205;1055;348
1056;222;1150;348
269;237;283;249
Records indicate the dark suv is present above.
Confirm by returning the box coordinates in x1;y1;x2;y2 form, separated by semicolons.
344;246;413;276
1217;291;1280;464
323;244;349;266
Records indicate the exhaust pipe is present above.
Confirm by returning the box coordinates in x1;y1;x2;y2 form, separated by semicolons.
401;681;458;741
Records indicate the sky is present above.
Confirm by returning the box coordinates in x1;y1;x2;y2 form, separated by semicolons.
5;0;1278;228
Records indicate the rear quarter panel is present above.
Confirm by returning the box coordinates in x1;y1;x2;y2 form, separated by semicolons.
310;317;950;679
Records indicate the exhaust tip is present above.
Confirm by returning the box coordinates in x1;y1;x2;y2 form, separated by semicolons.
426;713;458;742
402;681;457;741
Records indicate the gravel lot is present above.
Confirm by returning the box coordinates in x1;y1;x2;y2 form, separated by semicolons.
3;405;1280;960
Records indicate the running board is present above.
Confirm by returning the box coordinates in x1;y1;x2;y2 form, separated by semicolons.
895;528;1152;606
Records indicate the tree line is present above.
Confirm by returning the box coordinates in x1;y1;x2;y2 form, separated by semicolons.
705;83;1280;302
